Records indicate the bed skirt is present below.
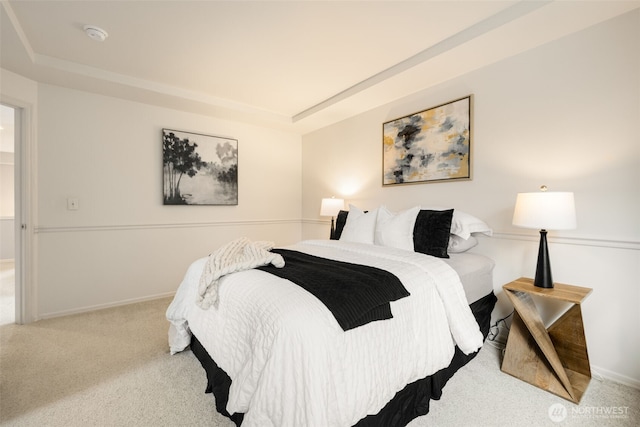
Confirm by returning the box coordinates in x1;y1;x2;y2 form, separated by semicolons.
190;291;497;427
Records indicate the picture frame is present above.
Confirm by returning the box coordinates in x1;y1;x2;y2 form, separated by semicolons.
163;128;238;205
382;95;472;186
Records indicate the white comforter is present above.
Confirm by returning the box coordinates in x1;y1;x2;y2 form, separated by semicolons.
166;240;483;427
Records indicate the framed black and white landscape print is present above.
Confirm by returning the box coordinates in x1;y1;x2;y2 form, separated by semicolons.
163;129;238;205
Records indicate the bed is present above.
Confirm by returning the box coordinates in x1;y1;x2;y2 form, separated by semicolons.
166;206;497;427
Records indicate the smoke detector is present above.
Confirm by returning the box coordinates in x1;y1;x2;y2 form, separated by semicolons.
84;25;108;42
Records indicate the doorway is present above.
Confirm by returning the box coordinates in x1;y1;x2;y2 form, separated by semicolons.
0;104;16;325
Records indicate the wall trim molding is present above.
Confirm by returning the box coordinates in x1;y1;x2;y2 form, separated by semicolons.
302;218;327;225
38;291;175;321
35;218;301;234
33;220;639;251
493;231;640;251
592;364;640;390
305;220;639;251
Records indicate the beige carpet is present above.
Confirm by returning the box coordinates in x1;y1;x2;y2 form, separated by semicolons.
1;297;638;427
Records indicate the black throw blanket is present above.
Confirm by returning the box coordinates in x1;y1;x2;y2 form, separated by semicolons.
257;249;410;331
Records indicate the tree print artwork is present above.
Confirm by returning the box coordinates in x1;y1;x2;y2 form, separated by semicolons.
163;129;238;205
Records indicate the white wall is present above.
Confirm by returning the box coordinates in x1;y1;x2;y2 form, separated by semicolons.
0;152;14;216
0;151;14;260
302;10;640;387
34;84;302;317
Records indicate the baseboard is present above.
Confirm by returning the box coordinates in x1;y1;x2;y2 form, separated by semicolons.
591;365;640;390
38;291;176;320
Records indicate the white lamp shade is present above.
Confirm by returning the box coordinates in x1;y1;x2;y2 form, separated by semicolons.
320;198;345;217
513;192;576;230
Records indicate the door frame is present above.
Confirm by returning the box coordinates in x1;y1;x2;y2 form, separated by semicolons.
2;99;36;324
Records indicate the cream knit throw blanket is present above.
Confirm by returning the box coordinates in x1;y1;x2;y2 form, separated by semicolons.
198;237;285;309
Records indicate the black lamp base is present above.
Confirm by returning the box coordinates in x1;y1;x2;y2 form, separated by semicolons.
329;217;336;240
534;229;554;288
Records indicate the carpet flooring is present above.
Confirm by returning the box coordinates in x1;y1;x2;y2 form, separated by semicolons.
0;296;638;426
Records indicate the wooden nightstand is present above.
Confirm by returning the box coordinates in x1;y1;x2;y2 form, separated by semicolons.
501;277;592;403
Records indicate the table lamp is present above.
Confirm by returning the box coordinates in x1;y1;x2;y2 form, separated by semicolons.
320;197;345;239
512;186;576;288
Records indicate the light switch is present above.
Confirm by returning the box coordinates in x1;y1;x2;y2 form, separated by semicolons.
67;198;79;210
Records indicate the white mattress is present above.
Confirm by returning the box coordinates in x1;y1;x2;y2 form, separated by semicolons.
443;252;495;304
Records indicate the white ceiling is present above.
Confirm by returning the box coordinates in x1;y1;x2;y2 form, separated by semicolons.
1;1;638;134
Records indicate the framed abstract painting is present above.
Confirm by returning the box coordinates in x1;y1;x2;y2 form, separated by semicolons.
382;95;472;186
163;129;238;205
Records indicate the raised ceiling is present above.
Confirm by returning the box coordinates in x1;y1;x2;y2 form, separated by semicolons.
1;1;638;133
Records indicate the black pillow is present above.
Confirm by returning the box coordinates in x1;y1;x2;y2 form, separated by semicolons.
413;209;454;258
332;210;350;240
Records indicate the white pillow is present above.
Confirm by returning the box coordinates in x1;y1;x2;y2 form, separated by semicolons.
421;206;492;239
339;205;378;244
448;234;478;253
452;210;493;239
375;206;420;251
